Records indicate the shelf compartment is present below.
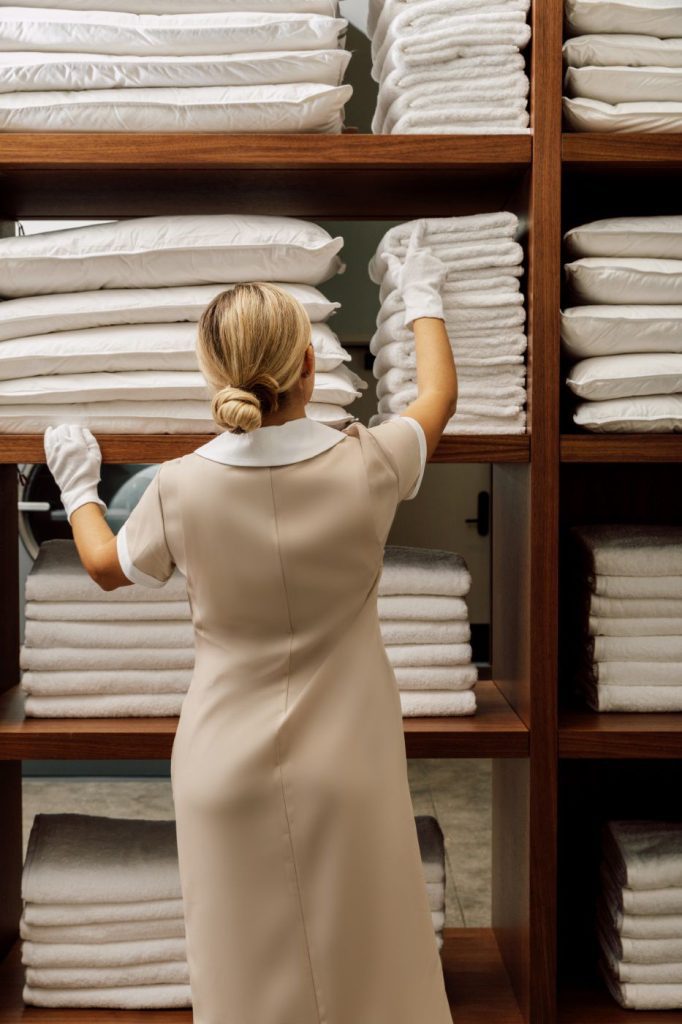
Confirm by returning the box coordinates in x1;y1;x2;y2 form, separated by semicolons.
562;133;682;168
0;681;528;760
561;435;682;463
0;927;523;1023
559;979;682;1023
0;434;531;466
560;708;682;759
0;133;531;219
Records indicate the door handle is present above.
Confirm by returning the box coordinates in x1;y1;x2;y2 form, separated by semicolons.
465;491;490;538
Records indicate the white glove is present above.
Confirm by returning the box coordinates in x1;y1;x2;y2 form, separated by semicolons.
44;425;107;524
382;220;448;328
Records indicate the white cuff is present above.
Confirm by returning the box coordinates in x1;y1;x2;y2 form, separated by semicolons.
400;416;428;500
116;522;166;589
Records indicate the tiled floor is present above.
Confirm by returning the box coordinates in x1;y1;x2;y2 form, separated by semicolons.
22;759;491;928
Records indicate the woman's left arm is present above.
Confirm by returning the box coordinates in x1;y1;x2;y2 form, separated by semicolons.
44;425;132;592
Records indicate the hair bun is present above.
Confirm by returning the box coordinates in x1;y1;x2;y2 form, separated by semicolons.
212;385;262;434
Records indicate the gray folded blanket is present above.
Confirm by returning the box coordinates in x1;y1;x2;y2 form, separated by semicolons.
572;525;682;579
380;545;472;597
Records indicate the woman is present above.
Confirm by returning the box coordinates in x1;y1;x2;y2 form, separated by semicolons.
44;229;458;1024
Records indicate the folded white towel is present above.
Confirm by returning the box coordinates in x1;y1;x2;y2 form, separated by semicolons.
400;689;476;716
393;665;478;690
591;595;682;619
589;616;682;637
386;642;473;667
602;937;682;986
589;686;682;713
415;815;446;882
375;240;525;287
21;670;192;697
24;694;185;718
376;74;529;133
382;620;471;645
591;635;682;662
379;42;526;81
379;271;523;304
594;575;682;600
426;881;446;911
368;213;518;263
378;594;469;620
24;620;194;650
22;982;192;1009
26;601;191;622
24;898;184;928
380;545;472;597
605;900;682;941
25;959;190;991
378;382;526;411
373;340;526;378
23;935;187;969
605;821;682;892
573;525;682;578
370;319;527;356
379;391;525;418
587;661;682;687
20;914;185;944
370;0;529;47
369;411;528;434
389;111;531;133
602;928;682;966
603;875;682;918
21;647;195;672
378;306;528;331
376;368;526;400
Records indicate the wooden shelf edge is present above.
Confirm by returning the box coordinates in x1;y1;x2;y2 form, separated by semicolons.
0;433;530;466
562;133;682;167
0;681;528;760
560;708;682;759
561;435;682;463
0;929;524;1023
0;133;532;170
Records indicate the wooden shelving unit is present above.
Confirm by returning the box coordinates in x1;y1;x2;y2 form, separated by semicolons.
560;436;682;463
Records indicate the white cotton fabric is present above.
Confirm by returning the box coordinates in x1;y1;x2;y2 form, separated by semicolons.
574;394;682;432
565;217;682;260
565;0;682;37
565;65;682;104
0;82;352;134
0;215;344;299
565;258;682;305
567;353;682;400
0;10;347;58
563;33;682;68
0;284;339;343
563;96;682;132
561;306;682;358
0;49;351;93
6;0;338;11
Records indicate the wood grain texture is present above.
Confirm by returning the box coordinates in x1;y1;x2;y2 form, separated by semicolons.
561;435;682;462
0;681;528;761
560;709;682;758
562;133;682;167
0;435;530;466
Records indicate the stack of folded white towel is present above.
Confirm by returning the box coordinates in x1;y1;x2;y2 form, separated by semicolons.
0;1;352;133
571;525;682;712
599;820;682;1010
21;540;478;718
21;810;448;1007
563;216;682;433
368;214;528;435
380;545;479;717
366;0;531;134
0;215;366;434
563;0;682;132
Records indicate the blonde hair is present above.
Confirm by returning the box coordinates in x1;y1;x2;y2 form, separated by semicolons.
196;282;312;434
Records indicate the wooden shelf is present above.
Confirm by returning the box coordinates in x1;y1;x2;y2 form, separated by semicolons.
562;134;682;169
560;707;682;759
561;435;682;463
0;133;531;219
560;978;682;1023
0;433;530;466
0;927;523;1023
0;681;527;761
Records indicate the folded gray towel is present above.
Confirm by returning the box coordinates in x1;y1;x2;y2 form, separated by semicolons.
380;545;472;597
572;525;682;579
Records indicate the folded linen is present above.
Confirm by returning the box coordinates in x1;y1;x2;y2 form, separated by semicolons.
605;821;682;892
24;620;194;650
589;616;682;637
21;670;192;697
590;595;682;619
21;647;195;672
370;319;527;355
601;927;682;966
24;694;185;718
565;65;682;105
603;948;682;986
591;635;682;662
379;271;523;305
369;213;518;265
426;881;446;910
563;97;682;133
380;545;472;597
376;76;529;133
400;689;476;716
25;959;190;990
381;620;471;645
376;367;526;399
372;338;527;376
604;899;682;940
572;525;682;578
594;575;682;600
585;661;682;687
387;643;473;668
393;666;478;690
563;32;682;70
26;601;190;622
22;982;191;1009
378;382;526;411
3;0;341;12
370;0;529;48
389;112;531;132
604;879;682;918
22;814;182;904
21;915;186;944
377;594;469;620
379;42;526;81
23;898;184;928
588;686;682;712
370;411;528;434
379;391;525;418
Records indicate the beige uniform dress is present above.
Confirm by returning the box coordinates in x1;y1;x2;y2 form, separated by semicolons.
116;414;452;1024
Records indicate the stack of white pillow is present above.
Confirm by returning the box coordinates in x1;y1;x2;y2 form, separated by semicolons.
563;0;682;132
562;215;682;433
0;215;366;433
0;1;352;133
367;0;532;134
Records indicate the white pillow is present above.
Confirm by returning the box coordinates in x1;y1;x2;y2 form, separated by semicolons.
561;306;682;358
0;10;346;57
0;370;209;404
565;217;682;260
0;83;352;135
306;401;355;426
0;284;339;343
563;96;682;132
563;33;682;68
0;216;344;299
565;258;682;305
565;66;682;105
0;322;347;379
6;1;337;11
574;394;682;431
567;353;682;400
310;365;366;405
565;0;682;37
0;49;351;93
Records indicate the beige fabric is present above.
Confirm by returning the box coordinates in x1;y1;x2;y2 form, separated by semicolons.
118;417;450;1023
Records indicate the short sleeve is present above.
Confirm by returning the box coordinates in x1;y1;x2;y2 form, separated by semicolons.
368;415;427;502
116;466;175;588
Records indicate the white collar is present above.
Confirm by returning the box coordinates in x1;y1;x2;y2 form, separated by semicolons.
194;416;347;467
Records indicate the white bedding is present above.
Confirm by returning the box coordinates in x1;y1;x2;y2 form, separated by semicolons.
0;83;352;135
5;0;338;11
565;65;682;104
0;49;351;93
566;257;682;305
565;0;682;38
561;306;682;358
565;216;682;260
564;96;682;132
563;33;682;68
574;395;682;432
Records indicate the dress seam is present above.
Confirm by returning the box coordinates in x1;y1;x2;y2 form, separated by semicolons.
268;468;326;1024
